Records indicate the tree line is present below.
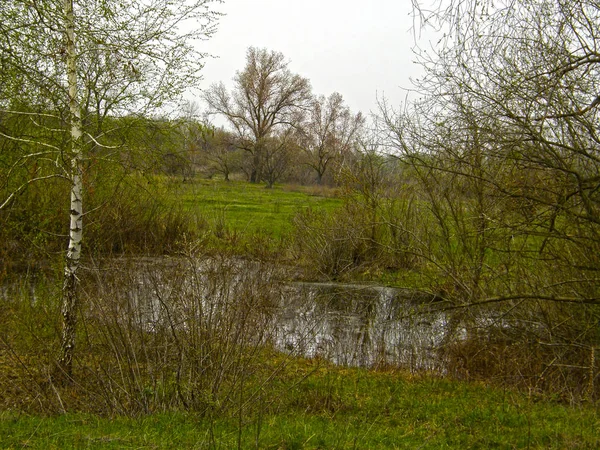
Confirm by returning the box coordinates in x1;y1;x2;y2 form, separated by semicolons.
200;46;365;187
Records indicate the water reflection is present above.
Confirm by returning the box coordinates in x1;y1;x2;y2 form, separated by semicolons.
5;258;459;372
276;283;450;371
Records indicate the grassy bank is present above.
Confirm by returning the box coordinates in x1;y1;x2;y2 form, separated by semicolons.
2;363;598;449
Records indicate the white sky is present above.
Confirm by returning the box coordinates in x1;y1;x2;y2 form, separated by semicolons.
197;0;427;118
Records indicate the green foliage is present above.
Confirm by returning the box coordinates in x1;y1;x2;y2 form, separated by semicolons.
292;153;420;280
0;170;198;269
84;174;199;255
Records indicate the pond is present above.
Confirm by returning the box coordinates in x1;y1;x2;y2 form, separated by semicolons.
75;257;471;373
275;282;453;371
3;257;467;373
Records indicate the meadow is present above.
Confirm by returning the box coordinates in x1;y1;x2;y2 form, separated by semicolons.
2;361;599;449
170;178;342;241
2;178;599;449
3;0;600;445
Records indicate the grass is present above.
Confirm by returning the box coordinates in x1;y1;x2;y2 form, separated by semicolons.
2;361;599;449
168;178;342;242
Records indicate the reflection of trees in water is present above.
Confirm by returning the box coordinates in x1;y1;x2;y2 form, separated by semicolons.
79;261;457;372
315;287;377;367
284;283;450;371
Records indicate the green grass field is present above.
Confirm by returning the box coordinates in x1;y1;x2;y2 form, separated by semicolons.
169;178;342;242
2;363;598;449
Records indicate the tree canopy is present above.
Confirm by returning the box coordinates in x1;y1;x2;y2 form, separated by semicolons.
203;47;312;183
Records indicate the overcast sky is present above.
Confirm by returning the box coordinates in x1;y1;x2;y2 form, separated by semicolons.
198;0;426;118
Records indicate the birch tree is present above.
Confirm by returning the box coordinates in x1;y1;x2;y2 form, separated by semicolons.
0;0;220;378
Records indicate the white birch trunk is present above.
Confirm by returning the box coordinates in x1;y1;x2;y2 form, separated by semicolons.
58;0;84;378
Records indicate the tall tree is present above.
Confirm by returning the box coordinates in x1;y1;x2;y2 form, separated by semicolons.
60;0;85;377
203;47;312;183
0;0;220;377
300;92;364;184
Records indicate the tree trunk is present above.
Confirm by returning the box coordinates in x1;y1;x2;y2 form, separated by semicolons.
316;171;324;185
250;143;263;183
58;0;84;380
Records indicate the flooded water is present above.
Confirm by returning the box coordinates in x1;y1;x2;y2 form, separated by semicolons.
89;258;465;372
4;257;465;372
5;257;593;402
275;282;453;371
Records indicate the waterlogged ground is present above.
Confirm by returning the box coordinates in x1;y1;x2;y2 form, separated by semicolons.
2;257;599;448
1;256;566;376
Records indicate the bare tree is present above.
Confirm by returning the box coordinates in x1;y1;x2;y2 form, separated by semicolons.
203;47;312;184
375;0;600;396
196;126;242;181
300;92;364;184
395;0;600;293
262;127;298;188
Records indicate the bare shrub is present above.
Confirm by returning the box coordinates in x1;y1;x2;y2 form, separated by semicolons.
292;152;420;279
1;254;297;415
69;255;285;415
